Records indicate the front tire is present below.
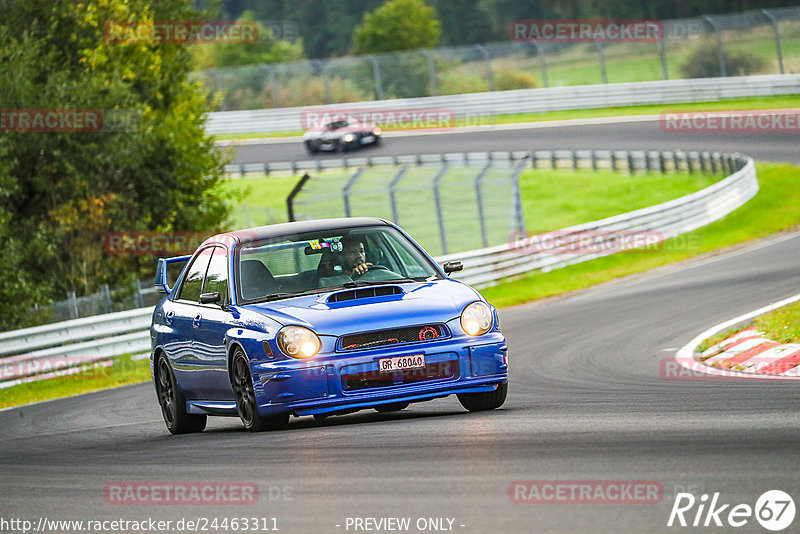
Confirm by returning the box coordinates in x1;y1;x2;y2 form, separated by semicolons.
156;355;206;434
457;382;507;412
231;349;289;432
305;140;319;154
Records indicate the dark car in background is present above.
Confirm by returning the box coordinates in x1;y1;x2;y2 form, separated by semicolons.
303;118;382;154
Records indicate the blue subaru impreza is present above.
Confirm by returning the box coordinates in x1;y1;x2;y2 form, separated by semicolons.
150;217;508;433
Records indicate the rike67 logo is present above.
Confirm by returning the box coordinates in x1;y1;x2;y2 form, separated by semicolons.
668;490;795;531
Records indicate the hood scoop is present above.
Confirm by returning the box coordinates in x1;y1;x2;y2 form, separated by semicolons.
327;285;403;303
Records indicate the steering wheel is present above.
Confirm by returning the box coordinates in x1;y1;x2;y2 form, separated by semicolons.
352;264;396;281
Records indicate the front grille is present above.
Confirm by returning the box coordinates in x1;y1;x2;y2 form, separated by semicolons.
340;324;446;351
342;360;458;391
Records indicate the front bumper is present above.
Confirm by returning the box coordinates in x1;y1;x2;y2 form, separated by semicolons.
249;334;507;417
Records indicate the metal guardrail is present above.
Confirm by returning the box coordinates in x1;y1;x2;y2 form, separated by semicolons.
0;149;757;387
225;150;532;178
206;75;800;135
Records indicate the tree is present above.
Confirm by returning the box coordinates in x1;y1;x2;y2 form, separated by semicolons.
0;0;230;329
188;11;305;69
353;0;442;55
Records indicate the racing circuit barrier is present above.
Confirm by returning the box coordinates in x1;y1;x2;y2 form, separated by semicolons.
0;150;757;387
205;74;800;135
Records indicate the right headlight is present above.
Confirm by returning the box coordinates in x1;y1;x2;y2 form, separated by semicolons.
460;301;493;336
277;326;321;358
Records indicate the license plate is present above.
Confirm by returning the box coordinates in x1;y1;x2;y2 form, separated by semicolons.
378;354;425;373
361;135;374;144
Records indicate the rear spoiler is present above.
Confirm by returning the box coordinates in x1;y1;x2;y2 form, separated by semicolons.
155;255;192;295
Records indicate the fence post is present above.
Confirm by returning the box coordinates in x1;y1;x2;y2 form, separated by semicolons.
342;168;365;218
102;284;112;314
657;39;669;80
134;279;144;309
243;204;251;227
703;16;727;77
761;9;785;74
286;173;311;222
474;162;492;248
388;165;409;225
596;41;608;83
432;165;450;254
313;59;332;104
475;44;494;91
627;152;635;175
68;290;79;320
510;159;528;237
259;64;280;108
366;55;384;100
420;50;438;97
537;43;549;88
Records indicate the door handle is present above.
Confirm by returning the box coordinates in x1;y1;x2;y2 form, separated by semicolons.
192;314;202;328
165;310;174;325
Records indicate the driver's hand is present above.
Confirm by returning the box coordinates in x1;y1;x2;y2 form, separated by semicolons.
350;262;372;276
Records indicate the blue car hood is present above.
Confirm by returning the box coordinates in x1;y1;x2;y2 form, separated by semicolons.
240;280;479;336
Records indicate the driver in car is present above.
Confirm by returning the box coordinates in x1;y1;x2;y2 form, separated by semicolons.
341;236;372;278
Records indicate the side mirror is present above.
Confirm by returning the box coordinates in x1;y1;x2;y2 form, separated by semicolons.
443;260;463;274
199;291;221;305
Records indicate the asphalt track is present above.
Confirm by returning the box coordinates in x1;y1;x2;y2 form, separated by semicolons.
2;122;800;534
229;118;800;165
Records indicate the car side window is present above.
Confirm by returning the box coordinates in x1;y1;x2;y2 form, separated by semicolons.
202;247;229;306
176;248;213;302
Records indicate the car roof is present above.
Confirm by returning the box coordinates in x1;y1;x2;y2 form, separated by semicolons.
208;217;392;247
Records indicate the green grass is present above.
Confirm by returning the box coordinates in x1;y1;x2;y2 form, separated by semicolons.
211;95;800;140
0;354;151;410
755;301;800;344
480;163;800;308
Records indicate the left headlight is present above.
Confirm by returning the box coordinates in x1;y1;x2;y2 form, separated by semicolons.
460;301;493;336
277;326;321;358
343;133;355;143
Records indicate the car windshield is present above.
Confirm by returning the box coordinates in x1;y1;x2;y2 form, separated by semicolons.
237;225;442;303
326;120;352;130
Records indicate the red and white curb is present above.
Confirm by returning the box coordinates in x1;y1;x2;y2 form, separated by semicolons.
674;292;800;381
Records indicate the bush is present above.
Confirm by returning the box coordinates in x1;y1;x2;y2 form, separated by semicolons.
680;39;768;78
494;70;537;91
439;71;489;95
